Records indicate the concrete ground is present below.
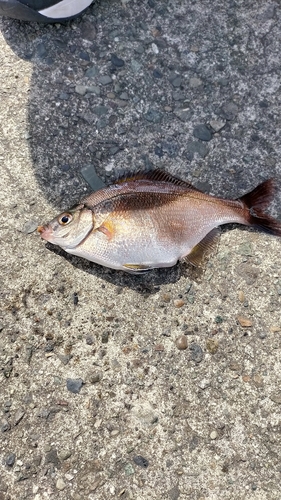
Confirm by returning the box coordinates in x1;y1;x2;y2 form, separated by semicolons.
0;1;281;499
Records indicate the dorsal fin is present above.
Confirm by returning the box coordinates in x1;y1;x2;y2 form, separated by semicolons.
115;169;202;192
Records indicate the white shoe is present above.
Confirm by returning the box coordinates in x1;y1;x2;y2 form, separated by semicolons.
0;0;93;23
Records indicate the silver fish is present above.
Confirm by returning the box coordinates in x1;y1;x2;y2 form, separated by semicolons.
38;170;281;273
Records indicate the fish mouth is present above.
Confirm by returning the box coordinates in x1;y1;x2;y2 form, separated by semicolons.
37;224;53;242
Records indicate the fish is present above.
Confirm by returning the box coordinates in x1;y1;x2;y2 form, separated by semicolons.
38;169;281;273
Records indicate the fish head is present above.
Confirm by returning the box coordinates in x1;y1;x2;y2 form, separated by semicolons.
38;205;94;249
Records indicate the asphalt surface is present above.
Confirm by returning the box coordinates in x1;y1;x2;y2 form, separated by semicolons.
0;1;281;499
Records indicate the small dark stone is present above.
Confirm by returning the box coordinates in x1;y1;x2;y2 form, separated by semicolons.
102;331;109;343
58;93;69;101
79;51;90;61
60;164;70;172
173;109;191;122
44;343;54;352
1;421;11;433
154;146;163;157
141;155;153;169
93;106;109;117
153;69;163;78
58;354;72;365
259;100;268;108
172;76;182;87
86;334;94;345
45;449;60;468
111;53;125;67
190;343;204;364
66;378;83;394
73;293;78;306
220;102;239;121
161;141;178;157
168;485;180;500
193;124;212;141
37;43;47;58
89;372;101;384
80;165;105;191
99;75;113;85
96;118;108;130
85;66;99;78
133;455;149;468
144;109;163;123
215;316;223;324
6;453;16;467
186;140;208;160
189;434;199;451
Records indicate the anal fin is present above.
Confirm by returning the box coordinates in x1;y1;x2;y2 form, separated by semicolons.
184;228;221;267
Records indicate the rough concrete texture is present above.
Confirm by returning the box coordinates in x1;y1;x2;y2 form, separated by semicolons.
0;1;281;499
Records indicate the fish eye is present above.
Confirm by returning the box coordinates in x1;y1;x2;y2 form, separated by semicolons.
58;213;73;225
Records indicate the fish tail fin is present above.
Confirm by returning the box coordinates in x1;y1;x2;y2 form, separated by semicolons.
239;179;281;236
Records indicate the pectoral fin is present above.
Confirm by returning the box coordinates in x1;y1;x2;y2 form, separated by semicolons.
97;220;115;240
184;228;221;267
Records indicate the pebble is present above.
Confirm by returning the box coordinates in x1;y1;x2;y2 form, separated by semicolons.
175;336;188;350
124;463;134;476
186;140;208;159
209;120;225;132
102;331;109;343
75;85;87;96
14;409;25;426
89;372;101;384
153;69;163;79
86;85;101;95
66;378;83;394
81;166;104;188
198;379;211;390
133;455;149;468
6;453;16;466
270;393;281;404
45;449;60;468
37;42;47;58
238;290;245;302
189;77;202;88
59;92;70;101
220;101;239;120
85;66;99;78
172;76;182;87
144;109;163;123
154;344;164;351
56;479;66;491
98;75;113;85
270;325;280;333
22;220;38;234
131;59;142;73
237;316;253;327
193;124;212;141
190;344;204;364
119;92;129;100
168;485;180;500
174;299;185;308
173;109;191;122
206;338;219;354
210;431;218;440
58;450;72;461
93;106;109;116
1;421;10;432
111;53;125;67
